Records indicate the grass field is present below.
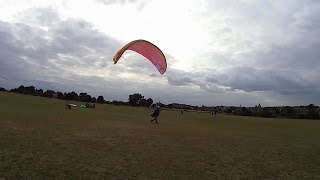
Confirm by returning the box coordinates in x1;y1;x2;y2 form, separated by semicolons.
0;92;320;179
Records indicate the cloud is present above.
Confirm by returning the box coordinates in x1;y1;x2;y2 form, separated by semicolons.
164;64;320;100
1;1;320;106
14;7;60;27
0;8;122;90
166;69;193;86
182;0;320;102
220;67;319;94
96;0;137;5
165;68;232;93
95;0;148;10
0;7;173;102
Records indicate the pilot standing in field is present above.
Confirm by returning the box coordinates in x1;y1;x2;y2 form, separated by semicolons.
151;105;161;124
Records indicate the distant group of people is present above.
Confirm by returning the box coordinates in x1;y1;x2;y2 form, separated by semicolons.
85;102;95;108
65;103;72;109
64;102;95;109
212;111;217;116
149;105;218;124
65;101;217;123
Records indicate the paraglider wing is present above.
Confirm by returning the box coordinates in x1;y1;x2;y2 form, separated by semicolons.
113;39;167;75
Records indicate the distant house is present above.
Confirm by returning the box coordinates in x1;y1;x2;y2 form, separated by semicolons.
168;103;192;110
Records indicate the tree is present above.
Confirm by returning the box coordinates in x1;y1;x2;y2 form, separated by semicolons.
35;89;43;96
56;91;64;99
43;90;55;98
65;91;79;101
146;98;153;107
25;86;35;95
10;88;18;93
307;104;316;110
112;100;119;105
0;87;6;91
86;95;92;102
306;104;319;119
79;93;88;102
139;98;148;107
128;93;144;106
17;85;25;94
97;95;105;104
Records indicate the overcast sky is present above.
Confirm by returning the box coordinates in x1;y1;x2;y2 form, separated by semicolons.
0;0;319;106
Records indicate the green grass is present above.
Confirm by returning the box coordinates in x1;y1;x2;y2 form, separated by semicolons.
1;92;320;179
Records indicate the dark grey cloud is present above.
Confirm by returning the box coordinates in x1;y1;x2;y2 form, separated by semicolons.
219;67;319;94
164;64;320;104
174;65;317;88
0;8;122;91
165;68;233;93
166;69;193;86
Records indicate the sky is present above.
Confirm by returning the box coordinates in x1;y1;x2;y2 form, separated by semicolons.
0;0;319;106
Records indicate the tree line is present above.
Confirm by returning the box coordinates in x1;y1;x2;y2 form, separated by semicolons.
0;85;153;107
1;85;319;120
225;104;320;120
